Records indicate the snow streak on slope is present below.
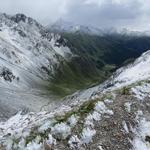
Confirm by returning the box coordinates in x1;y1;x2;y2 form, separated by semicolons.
115;51;150;85
100;50;150;91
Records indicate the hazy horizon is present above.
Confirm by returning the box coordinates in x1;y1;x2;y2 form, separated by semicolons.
0;0;150;31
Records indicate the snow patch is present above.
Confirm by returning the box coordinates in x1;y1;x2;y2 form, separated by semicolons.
132;82;150;100
133;118;150;150
68;135;81;148
124;102;131;113
122;121;129;133
112;51;150;89
25;141;43;150
38;121;53;133
67;114;79;127
81;127;96;144
46;134;56;146
85;111;101;127
51;122;71;139
95;101;114;115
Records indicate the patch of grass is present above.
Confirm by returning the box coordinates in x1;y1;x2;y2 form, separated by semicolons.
54;98;100;124
118;79;150;96
48;59;108;98
145;80;150;84
54;111;77;124
102;92;114;100
25;127;51;145
120;87;131;95
78;100;96;116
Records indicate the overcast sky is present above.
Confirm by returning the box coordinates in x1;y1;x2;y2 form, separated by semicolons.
0;0;150;31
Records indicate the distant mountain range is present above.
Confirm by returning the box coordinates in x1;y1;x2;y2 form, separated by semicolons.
48;19;150;36
48;19;104;35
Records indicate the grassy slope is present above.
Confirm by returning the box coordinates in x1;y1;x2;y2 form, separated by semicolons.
49;33;150;97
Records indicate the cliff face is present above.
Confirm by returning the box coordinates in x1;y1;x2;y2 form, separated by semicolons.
0;50;150;150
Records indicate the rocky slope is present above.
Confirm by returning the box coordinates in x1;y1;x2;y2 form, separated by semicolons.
0;13;73;87
0;50;150;150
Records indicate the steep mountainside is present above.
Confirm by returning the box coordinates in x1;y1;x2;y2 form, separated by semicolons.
0;13;77;119
0;50;150;150
0;13;73;88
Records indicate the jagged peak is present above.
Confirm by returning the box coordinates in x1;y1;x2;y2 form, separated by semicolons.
0;12;43;31
10;13;42;29
10;13;27;23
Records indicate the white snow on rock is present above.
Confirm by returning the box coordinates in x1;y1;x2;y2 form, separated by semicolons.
113;50;150;88
46;134;56;146
38;121;53;133
50;33;72;57
25;141;43;150
132;82;150;100
133;118;150;150
95;101;114;115
85;111;101;127
81;127;96;144
67;114;79;127
122;121;129;133
124;102;131;113
97;145;104;150
104;99;113;104
68;135;81;148
51;122;71;139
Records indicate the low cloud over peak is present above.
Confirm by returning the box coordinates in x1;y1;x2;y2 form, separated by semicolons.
0;0;150;31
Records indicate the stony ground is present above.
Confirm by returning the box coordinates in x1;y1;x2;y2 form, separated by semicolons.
0;81;150;150
53;88;150;150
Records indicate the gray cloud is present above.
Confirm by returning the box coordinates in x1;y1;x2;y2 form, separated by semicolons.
63;0;143;29
0;0;150;30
